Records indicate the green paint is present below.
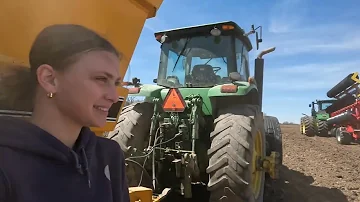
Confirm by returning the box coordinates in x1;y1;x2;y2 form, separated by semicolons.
130;80;257;116
156;82;257;116
316;113;329;121
208;81;257;97
129;84;165;98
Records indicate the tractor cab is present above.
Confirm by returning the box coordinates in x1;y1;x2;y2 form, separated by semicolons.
309;99;336;117
154;21;257;88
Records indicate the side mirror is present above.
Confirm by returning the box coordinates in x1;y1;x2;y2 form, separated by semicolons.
229;72;241;81
153;79;157;83
308;104;311;107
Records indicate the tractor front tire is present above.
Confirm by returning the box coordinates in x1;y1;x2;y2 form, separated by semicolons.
302;116;316;137
207;104;266;202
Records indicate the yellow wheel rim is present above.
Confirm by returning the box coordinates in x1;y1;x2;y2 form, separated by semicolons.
251;130;263;198
302;124;305;134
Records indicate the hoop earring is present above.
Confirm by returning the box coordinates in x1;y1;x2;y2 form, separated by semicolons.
47;92;54;98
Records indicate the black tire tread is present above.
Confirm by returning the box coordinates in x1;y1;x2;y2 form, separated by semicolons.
104;102;154;188
264;116;283;165
207;104;264;202
336;127;352;145
317;120;328;137
303;116;316;137
105;102;154;154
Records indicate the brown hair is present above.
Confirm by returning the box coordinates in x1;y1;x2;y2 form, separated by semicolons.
0;24;119;112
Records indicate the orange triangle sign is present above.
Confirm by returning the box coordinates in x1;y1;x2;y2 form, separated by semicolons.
162;88;186;112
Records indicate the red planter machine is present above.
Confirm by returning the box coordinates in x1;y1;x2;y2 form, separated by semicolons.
325;72;360;144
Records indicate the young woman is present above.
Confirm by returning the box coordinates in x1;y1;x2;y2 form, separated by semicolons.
0;24;130;202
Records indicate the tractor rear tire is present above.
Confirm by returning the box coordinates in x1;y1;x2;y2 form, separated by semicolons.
317;120;328;137
302;116;316;137
105;102;154;188
106;102;154;154
264;116;283;165
206;104;265;202
335;127;352;145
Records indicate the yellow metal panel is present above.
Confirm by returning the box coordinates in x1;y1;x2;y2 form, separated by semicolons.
129;187;153;202
0;0;163;80
0;0;164;134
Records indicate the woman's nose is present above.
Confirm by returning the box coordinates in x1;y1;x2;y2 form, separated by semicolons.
107;86;119;104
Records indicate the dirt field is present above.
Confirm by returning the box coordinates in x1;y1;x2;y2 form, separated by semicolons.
276;124;360;202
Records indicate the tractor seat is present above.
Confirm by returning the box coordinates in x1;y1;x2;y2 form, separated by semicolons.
191;64;218;85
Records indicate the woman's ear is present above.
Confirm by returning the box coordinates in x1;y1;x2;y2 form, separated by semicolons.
36;64;58;94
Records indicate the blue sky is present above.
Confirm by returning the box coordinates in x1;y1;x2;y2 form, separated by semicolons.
125;0;360;124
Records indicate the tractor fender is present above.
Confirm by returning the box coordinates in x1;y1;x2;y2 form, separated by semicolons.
128;84;165;98
208;81;258;97
208;82;260;114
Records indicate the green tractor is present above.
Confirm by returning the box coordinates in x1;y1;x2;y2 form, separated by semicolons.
300;99;336;137
106;21;281;202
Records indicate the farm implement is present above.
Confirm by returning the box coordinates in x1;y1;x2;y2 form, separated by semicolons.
325;72;360;144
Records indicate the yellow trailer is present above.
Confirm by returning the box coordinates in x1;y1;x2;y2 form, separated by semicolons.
0;0;166;201
0;0;163;135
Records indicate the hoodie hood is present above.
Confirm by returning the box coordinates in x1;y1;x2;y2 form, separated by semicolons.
0;116;97;187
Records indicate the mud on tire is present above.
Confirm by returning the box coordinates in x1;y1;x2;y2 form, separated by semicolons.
206;104;265;202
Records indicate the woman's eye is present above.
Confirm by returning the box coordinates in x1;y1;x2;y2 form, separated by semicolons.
96;77;107;83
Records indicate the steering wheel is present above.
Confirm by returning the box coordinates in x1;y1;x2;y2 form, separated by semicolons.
213;66;221;73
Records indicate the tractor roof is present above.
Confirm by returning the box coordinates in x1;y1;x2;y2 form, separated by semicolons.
316;99;336;103
154;21;253;51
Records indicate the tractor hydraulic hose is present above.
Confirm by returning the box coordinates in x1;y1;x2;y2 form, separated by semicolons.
191;102;200;152
147;100;160;149
124;158;153;188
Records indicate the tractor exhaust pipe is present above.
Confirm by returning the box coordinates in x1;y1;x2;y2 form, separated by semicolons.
255;47;276;111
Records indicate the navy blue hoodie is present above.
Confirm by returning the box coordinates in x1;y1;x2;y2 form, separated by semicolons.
0;116;130;202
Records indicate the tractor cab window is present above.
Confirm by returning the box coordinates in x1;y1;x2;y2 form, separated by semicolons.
235;38;249;81
157;35;234;88
313;104;318;111
319;102;333;110
190;57;228;83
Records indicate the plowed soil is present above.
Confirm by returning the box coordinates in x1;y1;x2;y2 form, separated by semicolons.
277;124;360;202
